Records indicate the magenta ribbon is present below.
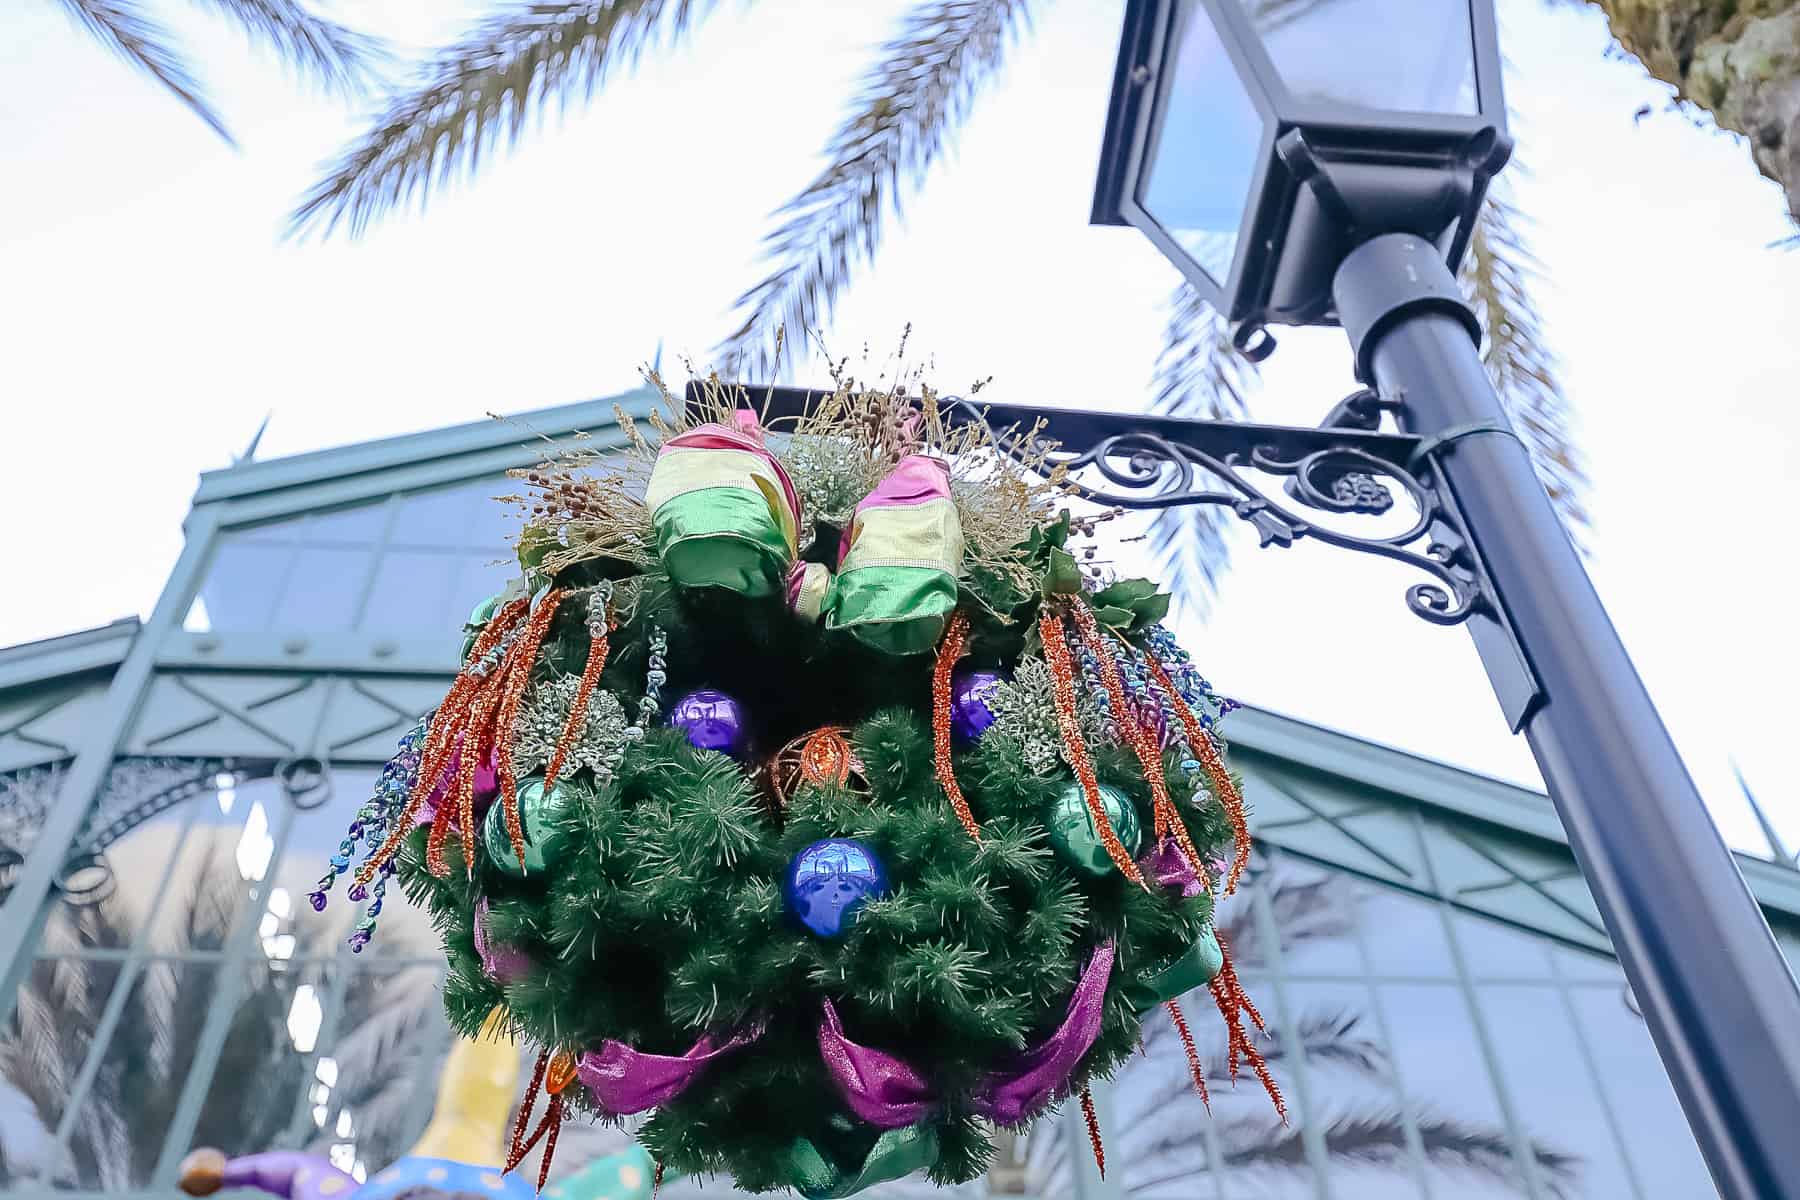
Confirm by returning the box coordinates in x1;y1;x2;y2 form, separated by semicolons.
817;942;1116;1128
969;941;1115;1122
410;734;499;830
577;1022;764;1115
1142;837;1206;899
818;999;939;1128
472;897;533;984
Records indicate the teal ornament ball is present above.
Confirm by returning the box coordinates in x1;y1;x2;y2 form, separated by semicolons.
461;593;505;661
482;777;563;876
1044;781;1143;876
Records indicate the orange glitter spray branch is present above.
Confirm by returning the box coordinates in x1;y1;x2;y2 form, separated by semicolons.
1039;608;1146;887
358;598;529;886
495;591;565;872
930;610;982;842
1144;652;1251;895
1079;1086;1106;1180
1208;932;1285;1123
1165;998;1211;1113
507;1048;549;1173
1069;602;1207;886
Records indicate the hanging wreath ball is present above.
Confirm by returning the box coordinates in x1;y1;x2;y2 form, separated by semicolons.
312;379;1276;1197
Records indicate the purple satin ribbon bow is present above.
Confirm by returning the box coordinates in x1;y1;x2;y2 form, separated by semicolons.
577;1022;763;1115
817;942;1116;1127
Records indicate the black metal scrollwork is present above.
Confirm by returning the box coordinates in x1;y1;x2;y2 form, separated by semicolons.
943;395;1485;628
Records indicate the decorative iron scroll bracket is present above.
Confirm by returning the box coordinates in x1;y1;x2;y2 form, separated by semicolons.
688;383;1545;730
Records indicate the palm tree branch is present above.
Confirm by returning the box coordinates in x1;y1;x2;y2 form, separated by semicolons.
184;0;389;96
55;0;234;144
1143;288;1259;618
289;0;717;238
713;0;1032;380
1462;176;1591;534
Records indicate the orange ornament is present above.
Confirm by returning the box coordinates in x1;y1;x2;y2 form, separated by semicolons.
770;726;867;807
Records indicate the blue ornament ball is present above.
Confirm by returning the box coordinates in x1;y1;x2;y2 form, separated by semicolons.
949;666;1004;743
784;838;889;938
667;688;750;759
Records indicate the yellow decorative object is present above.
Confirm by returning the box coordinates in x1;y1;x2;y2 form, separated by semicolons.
405;1008;521;1168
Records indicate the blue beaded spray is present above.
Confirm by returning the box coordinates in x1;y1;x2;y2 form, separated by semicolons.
310;716;428;952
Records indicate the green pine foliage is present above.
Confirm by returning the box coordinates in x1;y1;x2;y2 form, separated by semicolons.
397;564;1234;1192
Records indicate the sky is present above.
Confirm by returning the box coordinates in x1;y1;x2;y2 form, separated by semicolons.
1;0;1797;860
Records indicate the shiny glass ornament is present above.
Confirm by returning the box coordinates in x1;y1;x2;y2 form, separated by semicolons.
483;777;564;876
667;688;750;759
784;838;889;938
461;593;505;661
949;666;1003;743
1045;782;1143;876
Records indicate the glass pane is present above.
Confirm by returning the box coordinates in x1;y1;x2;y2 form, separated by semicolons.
448;554;515;627
270;547;375;632
194;542;292;632
1140;4;1266;285
304;503;391;545
1243;0;1478;116
359;551;461;635
389;485;481;548
1266;863;1364;975
180;959;332;1164
0;956;126;1187
58;958;222;1189
1359;890;1455;978
1377;983;1526;1198
1568;989;1716;1197
1283;981;1426;1199
1452;913;1553;978
1473;985;1638;1200
304;964;453;1172
1114;991;1315;1199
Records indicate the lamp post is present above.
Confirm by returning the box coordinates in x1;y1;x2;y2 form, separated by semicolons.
1080;3;1800;1198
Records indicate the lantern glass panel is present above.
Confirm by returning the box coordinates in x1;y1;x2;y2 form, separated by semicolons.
1242;0;1478;117
1139;4;1265;286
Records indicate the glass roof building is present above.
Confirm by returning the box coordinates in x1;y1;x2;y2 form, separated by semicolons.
2;392;1796;1200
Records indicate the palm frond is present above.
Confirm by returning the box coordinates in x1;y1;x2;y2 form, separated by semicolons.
56;0;233;144
713;0;1032;380
186;0;389;96
1143;287;1260;619
1128;1110;1579;1196
289;0;719;238
1462;177;1591;535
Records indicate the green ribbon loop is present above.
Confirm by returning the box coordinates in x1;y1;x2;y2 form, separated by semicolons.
781;1123;940;1199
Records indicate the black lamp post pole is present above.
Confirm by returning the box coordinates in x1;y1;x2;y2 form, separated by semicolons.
1334;232;1800;1200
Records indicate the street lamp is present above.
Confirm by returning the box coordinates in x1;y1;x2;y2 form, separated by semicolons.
1084;4;1800;1200
1093;0;1509;358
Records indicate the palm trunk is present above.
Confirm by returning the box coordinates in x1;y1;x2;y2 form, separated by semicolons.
1592;1;1800;222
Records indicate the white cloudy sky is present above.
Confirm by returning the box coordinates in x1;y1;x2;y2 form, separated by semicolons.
1;0;1796;857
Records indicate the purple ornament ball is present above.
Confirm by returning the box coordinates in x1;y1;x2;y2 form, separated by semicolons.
950;666;1004;743
668;688;750;759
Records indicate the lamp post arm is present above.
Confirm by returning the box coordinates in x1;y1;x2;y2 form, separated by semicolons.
1333;232;1800;1200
